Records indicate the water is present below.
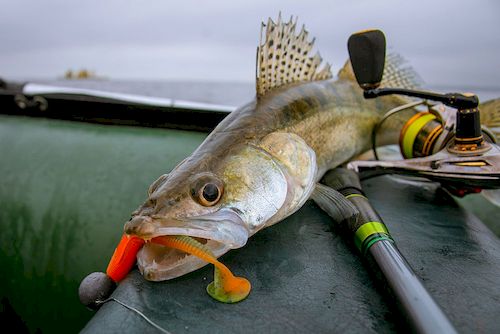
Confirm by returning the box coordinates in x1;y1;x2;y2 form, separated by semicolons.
27;79;255;107
26;79;499;107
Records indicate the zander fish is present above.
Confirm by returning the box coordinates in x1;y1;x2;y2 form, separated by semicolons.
123;16;500;281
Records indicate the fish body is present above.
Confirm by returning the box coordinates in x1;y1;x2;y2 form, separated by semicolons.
124;17;418;281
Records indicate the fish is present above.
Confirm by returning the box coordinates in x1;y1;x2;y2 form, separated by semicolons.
123;15;500;281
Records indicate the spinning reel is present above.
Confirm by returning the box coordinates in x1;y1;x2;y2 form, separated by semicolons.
346;29;500;196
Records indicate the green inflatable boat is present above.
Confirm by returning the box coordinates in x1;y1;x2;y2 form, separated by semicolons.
0;79;499;334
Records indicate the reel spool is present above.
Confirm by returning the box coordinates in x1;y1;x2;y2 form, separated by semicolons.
397;106;494;160
399;112;444;159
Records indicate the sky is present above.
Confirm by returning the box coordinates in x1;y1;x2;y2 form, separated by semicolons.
1;0;499;93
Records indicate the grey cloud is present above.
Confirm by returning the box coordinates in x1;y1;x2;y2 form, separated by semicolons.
0;0;499;92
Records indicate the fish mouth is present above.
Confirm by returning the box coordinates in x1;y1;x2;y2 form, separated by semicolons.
137;238;230;281
125;209;249;281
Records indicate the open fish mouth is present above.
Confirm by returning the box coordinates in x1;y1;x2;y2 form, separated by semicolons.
137;237;230;281
125;209;250;281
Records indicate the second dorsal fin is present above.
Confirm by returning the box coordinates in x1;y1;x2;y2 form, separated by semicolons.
338;53;422;90
256;15;333;98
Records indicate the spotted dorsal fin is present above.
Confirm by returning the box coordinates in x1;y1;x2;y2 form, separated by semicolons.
256;15;333;98
338;52;422;90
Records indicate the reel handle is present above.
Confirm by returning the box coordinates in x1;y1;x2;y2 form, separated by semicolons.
347;29;386;90
347;29;479;110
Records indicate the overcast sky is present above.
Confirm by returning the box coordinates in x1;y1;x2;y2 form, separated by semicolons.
1;0;499;92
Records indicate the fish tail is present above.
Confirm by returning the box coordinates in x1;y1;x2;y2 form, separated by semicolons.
480;98;500;141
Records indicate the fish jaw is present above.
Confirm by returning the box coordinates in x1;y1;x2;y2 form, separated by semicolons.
137;240;228;281
124;209;250;281
122;133;315;281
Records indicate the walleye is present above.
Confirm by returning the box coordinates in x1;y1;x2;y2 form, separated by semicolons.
122;16;497;281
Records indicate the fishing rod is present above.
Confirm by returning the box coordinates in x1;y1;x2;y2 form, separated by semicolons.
315;168;457;334
312;28;500;333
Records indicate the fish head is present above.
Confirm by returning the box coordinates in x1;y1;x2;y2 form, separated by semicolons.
124;143;291;281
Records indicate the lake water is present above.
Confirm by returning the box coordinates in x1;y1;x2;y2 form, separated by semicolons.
27;79;499;107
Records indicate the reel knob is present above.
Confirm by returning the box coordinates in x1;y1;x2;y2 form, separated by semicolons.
448;107;491;155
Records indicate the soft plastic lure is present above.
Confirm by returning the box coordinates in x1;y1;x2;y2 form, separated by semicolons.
105;234;250;303
106;234;146;282
151;235;251;303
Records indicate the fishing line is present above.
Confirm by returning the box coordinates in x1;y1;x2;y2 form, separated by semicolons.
97;297;172;334
371;100;427;160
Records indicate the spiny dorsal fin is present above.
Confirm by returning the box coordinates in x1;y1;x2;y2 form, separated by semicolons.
256;15;332;98
337;52;422;90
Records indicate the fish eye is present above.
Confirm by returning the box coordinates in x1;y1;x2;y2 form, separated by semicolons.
201;183;220;204
191;175;223;207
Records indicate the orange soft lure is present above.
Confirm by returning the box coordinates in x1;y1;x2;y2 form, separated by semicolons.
106;234;145;282
151;235;251;303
